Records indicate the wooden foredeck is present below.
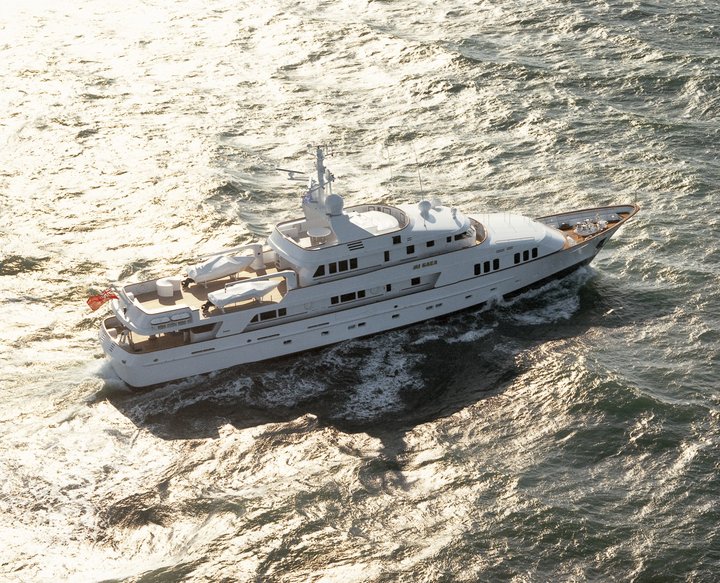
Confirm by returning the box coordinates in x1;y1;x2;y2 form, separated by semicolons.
556;211;633;248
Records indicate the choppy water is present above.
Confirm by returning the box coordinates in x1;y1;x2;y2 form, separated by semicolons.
2;0;719;580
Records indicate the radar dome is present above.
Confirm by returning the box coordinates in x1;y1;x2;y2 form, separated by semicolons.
418;200;432;217
325;194;344;216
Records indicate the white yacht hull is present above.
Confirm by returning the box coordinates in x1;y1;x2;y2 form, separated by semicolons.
101;229;611;388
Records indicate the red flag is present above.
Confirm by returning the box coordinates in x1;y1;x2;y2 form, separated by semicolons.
87;289;118;311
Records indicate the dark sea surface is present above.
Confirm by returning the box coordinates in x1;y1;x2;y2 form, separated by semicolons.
1;0;719;581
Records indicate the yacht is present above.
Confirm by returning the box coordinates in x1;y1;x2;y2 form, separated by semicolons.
96;146;639;387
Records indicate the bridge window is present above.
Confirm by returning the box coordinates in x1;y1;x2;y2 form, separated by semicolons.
319;259;359;277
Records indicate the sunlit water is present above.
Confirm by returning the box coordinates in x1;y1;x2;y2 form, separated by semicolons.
1;0;719;581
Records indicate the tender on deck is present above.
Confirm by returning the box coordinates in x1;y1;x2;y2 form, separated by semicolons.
127;266;287;317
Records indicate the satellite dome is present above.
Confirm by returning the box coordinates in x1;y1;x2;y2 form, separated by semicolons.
325;194;344;216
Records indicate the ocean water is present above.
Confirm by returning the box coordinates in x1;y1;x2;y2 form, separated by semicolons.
1;0;719;581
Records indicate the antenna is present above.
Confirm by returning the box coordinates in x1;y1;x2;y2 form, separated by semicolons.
382;144;394;183
410;141;424;196
275;167;307;181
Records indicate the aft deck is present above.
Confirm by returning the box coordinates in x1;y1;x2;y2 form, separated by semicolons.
130;266;287;316
109;266;290;355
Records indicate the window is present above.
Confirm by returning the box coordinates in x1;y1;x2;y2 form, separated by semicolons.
341;292;356;302
329;263;337;274
393;235;401;244
386;284;392;292
514;253;521;265
426;240;435;248
446;236;452;243
259;310;277;321
411;277;420;286
474;264;481;276
483;261;490;273
331;296;339;305
523;250;529;262
384;250;390;262
339;259;349;272
350;258;358;269
313;265;325;277
407;245;415;254
532;247;538;259
358;290;366;299
493;258;500;270
251;310;282;323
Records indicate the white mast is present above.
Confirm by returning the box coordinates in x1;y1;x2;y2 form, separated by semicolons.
316;146;326;207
